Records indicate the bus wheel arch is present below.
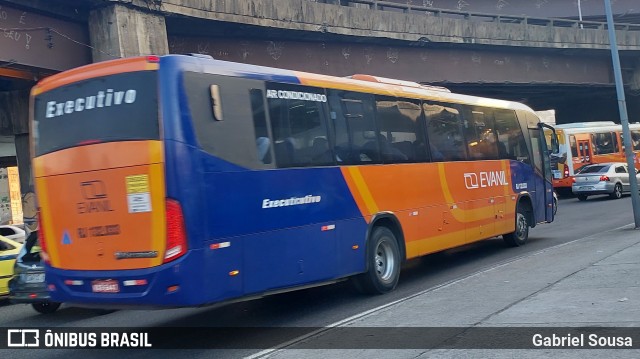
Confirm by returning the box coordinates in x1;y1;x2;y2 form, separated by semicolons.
353;213;404;294
504;195;533;247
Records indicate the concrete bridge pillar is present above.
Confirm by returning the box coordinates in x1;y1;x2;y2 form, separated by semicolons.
0;90;35;226
88;4;169;62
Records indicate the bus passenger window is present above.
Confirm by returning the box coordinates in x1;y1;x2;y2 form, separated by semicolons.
494;109;529;163
266;83;332;168
374;97;425;163
424;102;467;162
591;132;616;155
632;131;640;151
461;107;498;160
570;135;578;157
327;90;380;165
250;89;272;164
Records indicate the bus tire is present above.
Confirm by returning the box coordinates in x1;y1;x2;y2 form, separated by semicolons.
352;226;401;294
577;195;588;201
32;301;61;314
610;184;623;199
503;203;530;247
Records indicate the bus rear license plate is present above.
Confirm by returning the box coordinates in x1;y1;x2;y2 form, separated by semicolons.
92;280;120;293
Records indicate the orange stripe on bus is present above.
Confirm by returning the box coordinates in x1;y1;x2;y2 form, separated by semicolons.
32;57;158;96
405;229;468;258
346;167;379;215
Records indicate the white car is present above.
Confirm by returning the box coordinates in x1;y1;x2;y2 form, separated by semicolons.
0;225;26;243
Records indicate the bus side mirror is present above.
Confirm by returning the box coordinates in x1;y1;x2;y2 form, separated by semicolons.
551;136;559;154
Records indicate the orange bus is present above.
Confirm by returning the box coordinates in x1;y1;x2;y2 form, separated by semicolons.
32;55;557;308
548;122;640;193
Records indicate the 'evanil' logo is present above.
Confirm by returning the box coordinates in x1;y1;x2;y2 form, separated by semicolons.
464;171;509;189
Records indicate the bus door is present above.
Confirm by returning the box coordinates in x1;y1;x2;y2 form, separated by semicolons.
577;140;592;165
534;123;556;222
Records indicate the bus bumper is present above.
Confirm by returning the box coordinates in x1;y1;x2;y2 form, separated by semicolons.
45;252;206;308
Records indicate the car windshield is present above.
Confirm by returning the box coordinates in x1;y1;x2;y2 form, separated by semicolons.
577;165;609;174
17;231;41;263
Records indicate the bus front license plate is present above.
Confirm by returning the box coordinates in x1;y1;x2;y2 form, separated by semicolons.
92;280;120;293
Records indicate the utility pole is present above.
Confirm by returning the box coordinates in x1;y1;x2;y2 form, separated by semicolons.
604;0;640;229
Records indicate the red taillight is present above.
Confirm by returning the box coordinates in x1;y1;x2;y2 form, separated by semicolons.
600;175;610;182
37;212;50;264
146;55;160;63
164;199;187;263
564;166;569;178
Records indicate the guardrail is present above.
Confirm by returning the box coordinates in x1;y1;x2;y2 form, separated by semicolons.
315;0;640;31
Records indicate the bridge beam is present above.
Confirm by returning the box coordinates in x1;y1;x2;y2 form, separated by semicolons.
88;4;169;62
110;0;640;51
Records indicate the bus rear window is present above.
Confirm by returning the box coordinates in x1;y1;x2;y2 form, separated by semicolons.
33;71;159;156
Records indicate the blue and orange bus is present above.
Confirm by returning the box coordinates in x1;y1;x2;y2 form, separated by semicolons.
30;55;556;308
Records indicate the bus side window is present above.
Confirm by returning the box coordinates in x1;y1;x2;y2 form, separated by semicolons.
424;102;467;162
591;132;616;155
250;89;272;164
570;135;578;158
266;83;333;168
494;109;529;163
461;106;499;161
327;90;379;165
374;96;425;163
632;131;640;151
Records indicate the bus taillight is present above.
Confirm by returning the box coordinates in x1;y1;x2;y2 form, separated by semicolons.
564;166;569;178
37;211;50;264
164;199;187;263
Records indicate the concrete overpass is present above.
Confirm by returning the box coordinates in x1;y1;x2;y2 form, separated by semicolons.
0;0;639;202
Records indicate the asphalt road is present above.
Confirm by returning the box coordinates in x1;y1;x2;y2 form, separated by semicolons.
1;193;637;358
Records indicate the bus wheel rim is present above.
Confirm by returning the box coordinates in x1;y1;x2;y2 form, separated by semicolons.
516;214;527;238
375;240;395;282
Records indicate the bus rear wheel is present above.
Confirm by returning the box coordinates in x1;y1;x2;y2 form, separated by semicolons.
352;226;401;294
503;203;530;247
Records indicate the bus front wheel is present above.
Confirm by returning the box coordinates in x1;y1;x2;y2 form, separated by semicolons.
352;227;401;294
503;204;530;247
